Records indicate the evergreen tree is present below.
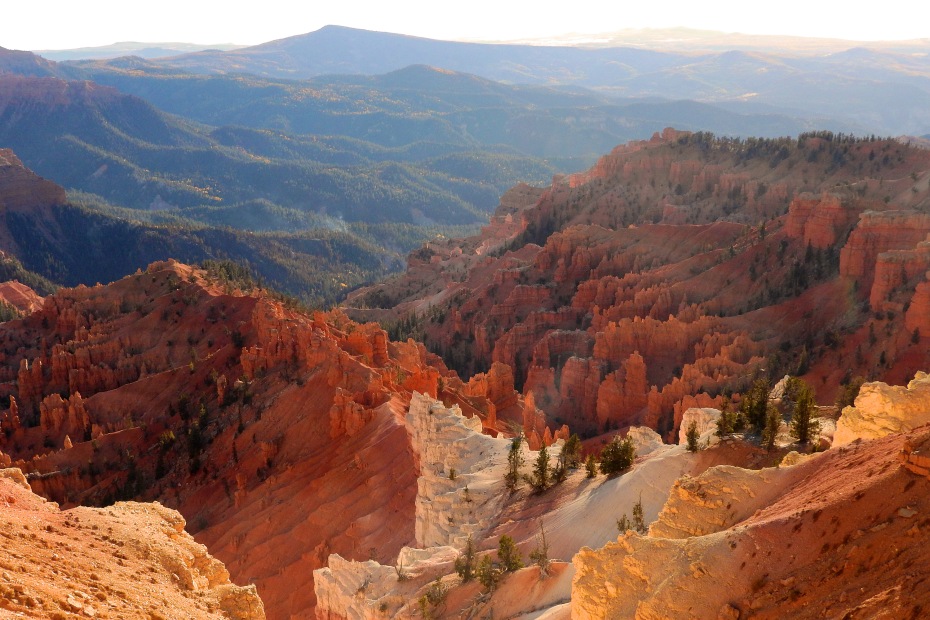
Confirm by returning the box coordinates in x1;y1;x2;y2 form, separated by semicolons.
762;406;781;451
686;420;700;452
505;435;524;491
530;444;550;491
453;535;477;583
559;433;582;469
790;380;820;444
585;453;598;478
742;377;772;432
498;535;523;572
476;555;498;590
599;435;636;475
616;495;647;534
631;496;646;533
528;523;550;576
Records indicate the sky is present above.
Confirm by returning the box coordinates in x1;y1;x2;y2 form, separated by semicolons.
3;0;927;51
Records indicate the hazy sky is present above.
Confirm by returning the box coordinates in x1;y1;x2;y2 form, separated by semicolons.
4;0;927;50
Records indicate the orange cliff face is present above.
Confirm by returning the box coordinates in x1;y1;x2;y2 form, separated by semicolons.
347;132;930;439
0;260;507;619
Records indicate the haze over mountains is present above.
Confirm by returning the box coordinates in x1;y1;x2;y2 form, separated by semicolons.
64;25;930;136
3;24;897;302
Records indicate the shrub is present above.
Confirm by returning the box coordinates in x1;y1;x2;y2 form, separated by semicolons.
497;535;523;572
453;535;476;582
585;453;598;478
686;421;700;452
599;436;635;475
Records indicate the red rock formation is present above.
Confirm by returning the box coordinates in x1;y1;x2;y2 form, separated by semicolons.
595;352;649;431
0;280;44;314
0;147;66;210
839;211;930;296
0;260;504;619
785;192;862;249
347;132;930;439
905;278;930;335
870;241;930;311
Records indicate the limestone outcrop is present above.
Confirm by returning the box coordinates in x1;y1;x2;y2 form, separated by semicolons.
406;392;514;548
573;427;930;620
314;393;524;619
0;467;265;619
677;406;721;446
834;371;930;445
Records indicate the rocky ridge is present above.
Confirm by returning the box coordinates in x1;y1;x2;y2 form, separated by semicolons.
0;260;519;619
0;466;264;619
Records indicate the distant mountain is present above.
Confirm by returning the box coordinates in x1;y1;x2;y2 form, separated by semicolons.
68;60;839;163
0;73;551;226
34;41;246;62
92;25;689;84
0;51;831;231
501;27;930;54
0;46;60;76
118;25;930;136
0;147;410;305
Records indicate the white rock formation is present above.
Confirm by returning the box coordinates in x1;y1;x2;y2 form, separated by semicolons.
626;426;665;456
405;391;515;548
835;371;930;445
313;547;458;620
677;407;722;447
314;393;518;618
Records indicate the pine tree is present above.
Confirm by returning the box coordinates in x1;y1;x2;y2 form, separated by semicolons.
453;535;477;582
530;444;550;491
528;523;550;577
715;398;734;437
505;435;524;491
631;496;646;533
585;453;598;478
616;495;647;534
560;433;582;469
686;420;700;452
599;435;636;475
789;380;820;444
742;377;772;432
476;555;498;590
762;406;781;451
497;535;523;572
